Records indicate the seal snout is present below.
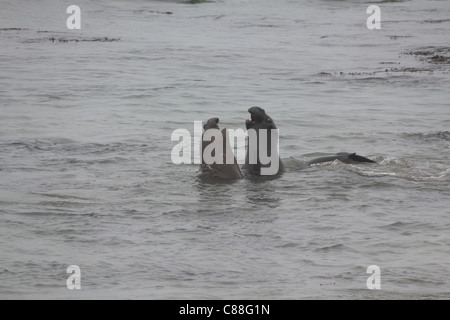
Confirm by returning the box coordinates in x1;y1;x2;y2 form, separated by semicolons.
204;117;220;130
248;106;266;122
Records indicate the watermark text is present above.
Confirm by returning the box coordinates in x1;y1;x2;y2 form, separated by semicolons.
366;265;381;290
367;5;381;30
66;265;81;290
67;5;81;30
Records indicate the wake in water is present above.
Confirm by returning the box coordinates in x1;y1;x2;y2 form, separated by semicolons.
284;130;450;185
301;156;449;183
349;157;450;183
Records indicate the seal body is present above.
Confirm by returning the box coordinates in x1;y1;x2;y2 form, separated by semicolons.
243;107;285;176
201;118;243;180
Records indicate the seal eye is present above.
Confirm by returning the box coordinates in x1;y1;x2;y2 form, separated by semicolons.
266;117;273;123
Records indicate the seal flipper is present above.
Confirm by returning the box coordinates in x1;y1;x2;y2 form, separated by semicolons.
308;152;376;165
346;153;377;164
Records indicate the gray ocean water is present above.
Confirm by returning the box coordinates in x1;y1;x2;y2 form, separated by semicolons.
1;0;449;300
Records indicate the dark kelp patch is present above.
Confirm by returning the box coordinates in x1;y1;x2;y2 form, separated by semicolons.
405;47;450;64
0;28;28;31
24;37;121;43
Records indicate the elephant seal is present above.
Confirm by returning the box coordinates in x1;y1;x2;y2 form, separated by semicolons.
243;106;285;176
242;107;375;172
200;118;244;180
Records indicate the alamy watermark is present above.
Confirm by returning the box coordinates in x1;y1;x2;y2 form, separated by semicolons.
171;121;280;176
66;265;81;290
366;265;381;290
367;5;381;30
67;5;81;30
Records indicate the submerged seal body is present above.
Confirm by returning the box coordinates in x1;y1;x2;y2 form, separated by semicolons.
200;117;243;180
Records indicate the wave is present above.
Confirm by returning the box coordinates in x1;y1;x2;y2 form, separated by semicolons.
313;244;357;253
379;221;433;231
404;131;450;142
0;139;157;155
